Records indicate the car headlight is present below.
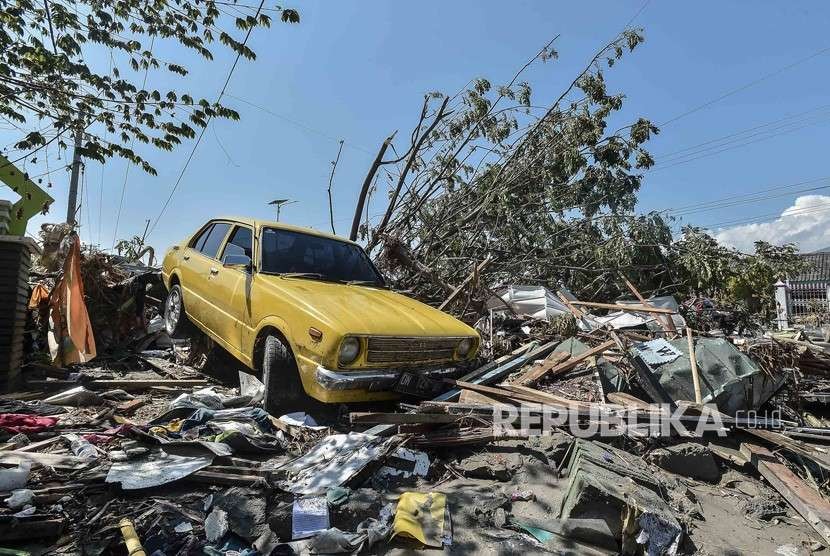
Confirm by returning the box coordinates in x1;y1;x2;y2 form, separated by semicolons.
339;337;361;365
457;338;474;357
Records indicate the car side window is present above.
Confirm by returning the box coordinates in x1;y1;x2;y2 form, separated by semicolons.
189;224;214;251
198;222;231;259
221;226;253;260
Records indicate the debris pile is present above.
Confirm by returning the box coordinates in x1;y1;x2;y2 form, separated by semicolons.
5;238;830;554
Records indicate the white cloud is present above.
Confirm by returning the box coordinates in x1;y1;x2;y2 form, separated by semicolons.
712;195;830;253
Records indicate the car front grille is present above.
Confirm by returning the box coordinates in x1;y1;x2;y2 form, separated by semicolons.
366;336;461;364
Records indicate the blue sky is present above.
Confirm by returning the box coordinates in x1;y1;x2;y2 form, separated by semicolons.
7;1;830;254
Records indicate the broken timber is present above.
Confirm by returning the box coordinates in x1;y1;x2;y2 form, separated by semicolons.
569;300;676;314
513;340;615;386
742;442;830;545
25;378;209;391
363;341;558;436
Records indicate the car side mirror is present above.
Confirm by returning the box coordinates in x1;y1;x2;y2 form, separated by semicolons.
223;253;252;271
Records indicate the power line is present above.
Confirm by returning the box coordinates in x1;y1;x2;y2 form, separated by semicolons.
701;200;830;230
655;103;830;161
624;0;650;29
651;112;830;171
223;92;377;156
111;41;151;248
660;44;830;127
672;183;830;217
146;0;265;239
665;176;830;214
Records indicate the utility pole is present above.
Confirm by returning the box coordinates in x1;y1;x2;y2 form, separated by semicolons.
65;124;84;225
140;218;151;243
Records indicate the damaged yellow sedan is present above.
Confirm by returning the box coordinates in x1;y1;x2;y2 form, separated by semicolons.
161;217;479;411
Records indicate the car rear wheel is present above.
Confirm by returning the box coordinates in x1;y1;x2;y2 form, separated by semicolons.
262;334;308;415
164;284;195;338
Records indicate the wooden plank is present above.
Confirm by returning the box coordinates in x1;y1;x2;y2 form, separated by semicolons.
438;256;492;311
0;518;65;541
741;442;830;545
570;301;676;314
500;384;593;411
116;398;148;414
363;340;558;437
0;450;89;470
607;392;653;410
686;327;703;404
447;379;551;405
459;389;501;405
350;412;461;425
186;470;264;487
16;436;63;453
620;273;678;334
555;291;585;318
25;379;209;391
514;340;615;386
744;428;830;472
708;441;749;466
511;351;570;386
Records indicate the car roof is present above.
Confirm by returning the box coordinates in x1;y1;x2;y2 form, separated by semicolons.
214;216;360;246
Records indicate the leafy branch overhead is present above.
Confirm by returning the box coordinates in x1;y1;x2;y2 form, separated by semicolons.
355;30;666;313
355;30;801;321
0;1;299;174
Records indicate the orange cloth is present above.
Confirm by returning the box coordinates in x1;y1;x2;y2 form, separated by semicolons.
28;283;50;309
48;235;96;365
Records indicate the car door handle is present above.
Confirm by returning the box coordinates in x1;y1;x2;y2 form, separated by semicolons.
210;267;219;275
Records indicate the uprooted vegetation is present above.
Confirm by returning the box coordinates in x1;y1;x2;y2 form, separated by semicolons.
348;31;806;326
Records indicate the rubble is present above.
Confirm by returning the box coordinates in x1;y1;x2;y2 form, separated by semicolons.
4;234;830;555
646;442;721;483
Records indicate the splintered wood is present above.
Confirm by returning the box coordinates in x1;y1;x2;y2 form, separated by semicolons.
512;339;615;387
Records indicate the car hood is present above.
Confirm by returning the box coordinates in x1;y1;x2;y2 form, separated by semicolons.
256;274;477;337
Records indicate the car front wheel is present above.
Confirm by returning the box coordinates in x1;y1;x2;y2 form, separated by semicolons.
262;334;307;415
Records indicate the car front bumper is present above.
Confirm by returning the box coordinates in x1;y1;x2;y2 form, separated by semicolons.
315;365;462;391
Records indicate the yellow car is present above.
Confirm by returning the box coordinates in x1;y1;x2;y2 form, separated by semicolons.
161;217;479;411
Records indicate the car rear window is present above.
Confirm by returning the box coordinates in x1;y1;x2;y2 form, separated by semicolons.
190;224;214;251
222;226;253;259
199;222;230;258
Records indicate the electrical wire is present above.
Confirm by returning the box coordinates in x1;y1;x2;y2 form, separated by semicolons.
223;92;377;156
660;44;830;127
146;0;265;239
111;39;153;248
651;113;830;171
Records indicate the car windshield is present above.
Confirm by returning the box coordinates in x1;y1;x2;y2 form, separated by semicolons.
260;228;385;285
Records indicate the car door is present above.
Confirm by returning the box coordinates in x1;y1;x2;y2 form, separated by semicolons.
209;225;254;362
176;222;212;324
182;221;231;335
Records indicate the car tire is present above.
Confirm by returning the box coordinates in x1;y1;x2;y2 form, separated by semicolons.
262;334;308;415
164;284;195;338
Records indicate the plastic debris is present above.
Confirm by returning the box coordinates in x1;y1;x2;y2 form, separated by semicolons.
391;492;450;548
0;461;31;491
5;488;34;510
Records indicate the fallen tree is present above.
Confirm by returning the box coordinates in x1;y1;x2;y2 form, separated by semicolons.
353;31;807;325
352;30;670;318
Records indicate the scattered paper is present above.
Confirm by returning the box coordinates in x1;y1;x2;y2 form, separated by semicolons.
174;521;193;533
279;412;327;431
292;496;330;539
376;447;430;479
